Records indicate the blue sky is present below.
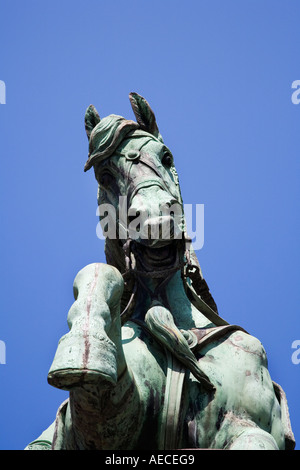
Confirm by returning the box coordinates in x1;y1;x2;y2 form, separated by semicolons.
0;0;299;450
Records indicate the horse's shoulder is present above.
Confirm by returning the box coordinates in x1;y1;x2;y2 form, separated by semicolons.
231;331;267;366
228;329;265;351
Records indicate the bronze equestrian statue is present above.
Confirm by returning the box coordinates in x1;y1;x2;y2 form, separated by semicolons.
26;93;295;450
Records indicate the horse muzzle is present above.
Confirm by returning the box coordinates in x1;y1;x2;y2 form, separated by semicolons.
127;186;184;248
128;214;183;248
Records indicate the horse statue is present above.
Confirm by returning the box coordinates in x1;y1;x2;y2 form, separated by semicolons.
26;93;295;450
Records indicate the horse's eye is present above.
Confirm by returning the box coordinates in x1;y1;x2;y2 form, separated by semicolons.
162;152;173;168
99;172;114;187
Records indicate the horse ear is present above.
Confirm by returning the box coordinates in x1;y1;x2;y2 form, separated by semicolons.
129;92;163;142
85;105;101;140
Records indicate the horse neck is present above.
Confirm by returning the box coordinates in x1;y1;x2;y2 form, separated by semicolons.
131;272;213;330
161;271;213;330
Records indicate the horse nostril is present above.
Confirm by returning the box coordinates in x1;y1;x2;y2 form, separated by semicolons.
166;199;178;208
146;216;175;241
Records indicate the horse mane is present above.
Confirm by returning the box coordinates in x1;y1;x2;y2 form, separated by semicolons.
84;115;140;172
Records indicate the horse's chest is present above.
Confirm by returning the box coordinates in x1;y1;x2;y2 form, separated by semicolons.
122;324;168;399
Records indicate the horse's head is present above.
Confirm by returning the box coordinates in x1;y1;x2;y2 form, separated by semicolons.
84;93;186;274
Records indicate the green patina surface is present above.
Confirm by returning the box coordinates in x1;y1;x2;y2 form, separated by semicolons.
26;93;295;451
